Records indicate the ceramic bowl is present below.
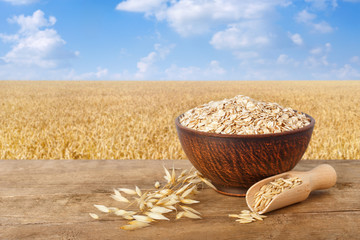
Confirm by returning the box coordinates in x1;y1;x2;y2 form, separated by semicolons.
175;114;315;196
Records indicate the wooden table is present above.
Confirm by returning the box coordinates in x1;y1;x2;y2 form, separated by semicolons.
1;160;359;240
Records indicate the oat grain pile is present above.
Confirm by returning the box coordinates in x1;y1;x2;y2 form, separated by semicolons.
229;177;302;224
180;95;311;135
252;177;303;213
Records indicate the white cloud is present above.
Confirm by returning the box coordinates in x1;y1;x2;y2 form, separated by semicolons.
233;51;259;59
8;9;57;33
277;54;290;64
164;60;226;80
325;42;331;51
210;21;270;50
296;9;316;24
116;0;288;36
208;60;226;75
0;10;77;70
304;0;338;10
136;52;157;78
295;9;334;34
350;56;360;64
312;21;334;33
276;54;299;66
135;44;174;79
68;67;109;80
332;64;360;79
310;47;323;55
116;0;166;13
165;64;201;80
288;32;303;45
310;42;331;55
305;55;329;67
1;0;37;5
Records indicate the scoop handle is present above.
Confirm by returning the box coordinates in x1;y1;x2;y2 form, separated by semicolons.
306;164;337;191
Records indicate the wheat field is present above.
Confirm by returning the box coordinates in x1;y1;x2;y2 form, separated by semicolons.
0;80;359;160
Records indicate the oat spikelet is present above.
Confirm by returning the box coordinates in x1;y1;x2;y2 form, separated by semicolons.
180;199;199;204
120;221;149;230
163;166;172;183
113;189;122;196
198;175;217;190
171;167;176;184
181;185;197;198
180;205;201;215
111;194;129;203
146;212;170;221
108;207;119;212
176;183;191;195
91;166;210;230
135;186;142;197
176;211;185;220
118;188;137;195
133;215;153;223
93;204;110;213
89;213;99;219
183;211;202;219
150;206;173;214
229;210;266;224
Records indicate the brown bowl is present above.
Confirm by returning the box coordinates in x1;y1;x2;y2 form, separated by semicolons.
175;114;315;196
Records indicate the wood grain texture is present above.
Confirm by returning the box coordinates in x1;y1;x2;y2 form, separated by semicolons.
0;160;359;240
175;115;315;195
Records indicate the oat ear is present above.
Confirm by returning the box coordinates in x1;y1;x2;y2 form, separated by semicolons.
163;165;171;183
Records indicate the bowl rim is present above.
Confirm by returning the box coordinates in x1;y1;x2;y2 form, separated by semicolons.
175;112;315;139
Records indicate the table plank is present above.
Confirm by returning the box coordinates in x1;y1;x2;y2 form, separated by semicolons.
1;160;359;240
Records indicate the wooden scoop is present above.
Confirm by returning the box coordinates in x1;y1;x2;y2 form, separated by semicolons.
246;164;337;214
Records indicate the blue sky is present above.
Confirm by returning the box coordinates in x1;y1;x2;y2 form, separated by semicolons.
0;0;360;80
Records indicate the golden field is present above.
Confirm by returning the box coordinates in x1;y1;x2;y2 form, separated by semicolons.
0;80;359;160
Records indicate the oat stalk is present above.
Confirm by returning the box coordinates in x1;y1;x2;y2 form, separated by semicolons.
90;166;216;230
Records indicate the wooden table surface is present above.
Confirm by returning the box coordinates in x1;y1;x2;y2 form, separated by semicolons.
1;160;359;240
